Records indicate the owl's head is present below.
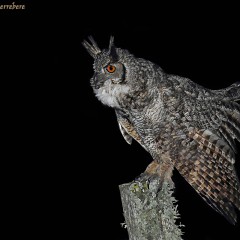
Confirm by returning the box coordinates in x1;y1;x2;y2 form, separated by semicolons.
83;36;162;109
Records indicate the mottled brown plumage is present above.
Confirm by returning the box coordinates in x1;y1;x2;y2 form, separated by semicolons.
83;36;240;224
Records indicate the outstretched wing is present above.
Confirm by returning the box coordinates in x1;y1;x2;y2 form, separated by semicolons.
173;78;240;224
176;128;240;224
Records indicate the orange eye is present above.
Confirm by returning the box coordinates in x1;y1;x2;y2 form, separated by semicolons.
106;65;116;73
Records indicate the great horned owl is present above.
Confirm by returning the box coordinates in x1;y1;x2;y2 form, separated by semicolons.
83;36;240;224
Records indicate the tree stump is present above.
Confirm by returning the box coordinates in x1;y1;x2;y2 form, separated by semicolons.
119;178;183;240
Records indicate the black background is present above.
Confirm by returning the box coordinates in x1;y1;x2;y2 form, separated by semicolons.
1;1;240;239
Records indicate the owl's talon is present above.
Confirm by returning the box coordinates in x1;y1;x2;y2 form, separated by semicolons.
130;179;149;193
134;172;150;183
135;172;160;183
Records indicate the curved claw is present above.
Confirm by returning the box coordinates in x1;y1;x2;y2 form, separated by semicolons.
135;172;160;183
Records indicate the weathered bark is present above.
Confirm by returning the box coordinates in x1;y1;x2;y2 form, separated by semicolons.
119;178;183;240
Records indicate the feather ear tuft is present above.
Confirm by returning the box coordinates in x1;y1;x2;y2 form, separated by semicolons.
82;36;101;58
108;36;118;62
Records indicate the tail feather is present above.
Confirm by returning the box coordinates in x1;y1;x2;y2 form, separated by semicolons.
218;126;237;153
215;104;240;143
227;113;240;135
219;101;240;118
223;121;240;142
225;82;240;101
213;82;240;102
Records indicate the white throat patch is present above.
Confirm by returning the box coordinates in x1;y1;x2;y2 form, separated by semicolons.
94;81;130;108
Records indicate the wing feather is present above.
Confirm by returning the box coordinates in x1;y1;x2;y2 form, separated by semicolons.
175;131;240;224
118;122;132;145
115;110;147;150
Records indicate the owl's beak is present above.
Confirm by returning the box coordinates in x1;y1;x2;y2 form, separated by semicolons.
111;78;123;84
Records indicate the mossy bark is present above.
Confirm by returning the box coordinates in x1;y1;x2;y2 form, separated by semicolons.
119;179;183;240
